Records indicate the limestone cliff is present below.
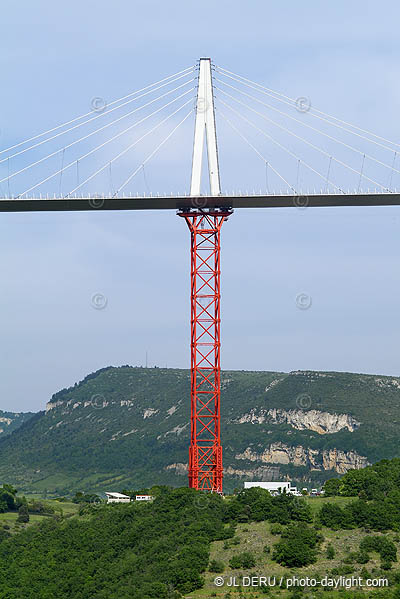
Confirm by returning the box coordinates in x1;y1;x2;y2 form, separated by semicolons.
235;443;369;474
234;408;360;434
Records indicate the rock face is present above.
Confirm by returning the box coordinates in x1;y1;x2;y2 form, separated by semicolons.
0;412;35;438
234;408;360;434
165;463;188;476
46;400;64;413
0;417;12;433
235;443;369;474
165;462;283;480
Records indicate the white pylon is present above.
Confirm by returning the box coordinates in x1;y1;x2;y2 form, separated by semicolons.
190;58;221;197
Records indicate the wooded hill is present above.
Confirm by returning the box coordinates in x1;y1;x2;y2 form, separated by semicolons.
1;365;400;493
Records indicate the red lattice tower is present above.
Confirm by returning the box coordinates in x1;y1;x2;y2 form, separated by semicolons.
179;208;232;493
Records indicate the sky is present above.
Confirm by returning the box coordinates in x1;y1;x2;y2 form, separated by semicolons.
1;0;400;412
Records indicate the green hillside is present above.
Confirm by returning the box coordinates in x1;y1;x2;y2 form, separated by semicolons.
2;463;400;599
1;366;400;494
0;410;35;439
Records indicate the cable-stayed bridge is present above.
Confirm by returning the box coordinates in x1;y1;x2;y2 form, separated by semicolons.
1;59;400;209
2;58;400;494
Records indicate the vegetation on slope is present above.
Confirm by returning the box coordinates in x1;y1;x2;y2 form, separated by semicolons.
1;366;400;493
0;487;230;599
0;409;34;439
3;460;400;598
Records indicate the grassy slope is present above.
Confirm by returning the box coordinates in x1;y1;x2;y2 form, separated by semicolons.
0;500;79;536
189;497;393;598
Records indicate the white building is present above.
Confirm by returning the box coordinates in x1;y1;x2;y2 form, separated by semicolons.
105;492;131;504
244;481;301;496
135;495;154;502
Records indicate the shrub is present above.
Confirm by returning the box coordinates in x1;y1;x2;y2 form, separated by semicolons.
0;528;11;541
272;524;320;568
356;551;369;564
326;544;335;559
318;503;355;530
17;505;29;524
28;501;55;515
360;535;397;563
231;536;240;545
229;552;256;569
241;551;256;568
209;559;225;573
330;565;354;576
229;555;243;569
360;566;370;579
343;552;359;564
270;523;283;535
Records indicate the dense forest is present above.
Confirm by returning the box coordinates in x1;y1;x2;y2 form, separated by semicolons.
2;461;400;597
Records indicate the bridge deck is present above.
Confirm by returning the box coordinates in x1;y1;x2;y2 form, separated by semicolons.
1;193;400;212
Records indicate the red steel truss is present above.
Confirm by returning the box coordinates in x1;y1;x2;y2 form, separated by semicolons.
179;208;233;493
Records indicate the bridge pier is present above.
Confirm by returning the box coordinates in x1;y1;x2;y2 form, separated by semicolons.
179;208;232;493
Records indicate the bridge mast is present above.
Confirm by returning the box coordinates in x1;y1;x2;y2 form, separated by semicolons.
179;58;232;493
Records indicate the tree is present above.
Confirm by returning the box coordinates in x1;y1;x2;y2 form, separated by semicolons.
270;523;283;535
17;504;29;524
0;489;16;510
323;479;341;497
318;503;352;529
2;484;17;496
273;539;317;568
272;524;321;568
360;535;397;564
326;544;335;559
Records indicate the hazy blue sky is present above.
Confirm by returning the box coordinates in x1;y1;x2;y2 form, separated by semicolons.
1;1;400;411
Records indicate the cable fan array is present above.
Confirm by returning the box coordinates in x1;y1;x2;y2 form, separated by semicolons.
0;62;399;198
0;66;197;199
213;65;400;195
